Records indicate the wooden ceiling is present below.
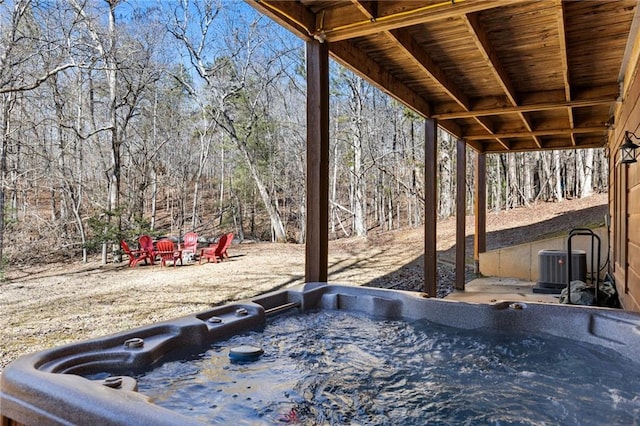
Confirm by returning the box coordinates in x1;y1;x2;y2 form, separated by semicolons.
248;0;640;153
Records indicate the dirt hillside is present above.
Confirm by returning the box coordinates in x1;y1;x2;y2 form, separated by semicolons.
0;193;607;371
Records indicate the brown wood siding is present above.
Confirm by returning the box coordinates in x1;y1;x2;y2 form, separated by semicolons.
611;163;616;275
609;37;640;311
627;240;640;279
627;264;640;310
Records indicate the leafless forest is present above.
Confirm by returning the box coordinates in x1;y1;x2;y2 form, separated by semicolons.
0;0;607;268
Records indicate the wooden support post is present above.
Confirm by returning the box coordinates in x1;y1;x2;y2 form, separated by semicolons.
456;138;466;290
305;41;329;283
424;119;438;297
474;152;487;274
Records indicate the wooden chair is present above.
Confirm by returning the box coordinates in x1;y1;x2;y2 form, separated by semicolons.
120;240;149;267
181;232;198;262
200;233;233;264
216;232;233;260
138;235;155;265
200;237;222;264
156;239;182;267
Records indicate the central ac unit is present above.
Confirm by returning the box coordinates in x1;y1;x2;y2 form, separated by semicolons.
534;249;587;294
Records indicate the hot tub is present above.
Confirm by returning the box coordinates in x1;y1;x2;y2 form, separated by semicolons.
2;283;640;425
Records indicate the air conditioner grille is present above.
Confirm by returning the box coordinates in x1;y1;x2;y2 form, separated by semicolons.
538;249;587;288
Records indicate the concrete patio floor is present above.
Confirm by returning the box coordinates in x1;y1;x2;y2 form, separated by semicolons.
444;277;561;304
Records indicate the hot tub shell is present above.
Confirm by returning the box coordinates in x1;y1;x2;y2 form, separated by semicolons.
2;283;640;425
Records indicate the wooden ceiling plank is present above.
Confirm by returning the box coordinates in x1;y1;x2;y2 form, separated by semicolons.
463;13;518;106
473;115;510;150
518;112;543;148
350;0;377;20
330;40;432;118
463;11;546;148
556;0;571;101
555;0;576;146
474;116;494;134
322;0;527;42
387;29;471;110
528;85;619;104
494;137;511;151
439;121;464;142
465;139;485;153
247;0;630;156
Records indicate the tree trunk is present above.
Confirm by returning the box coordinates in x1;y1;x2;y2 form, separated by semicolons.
218;146;225;227
439;132;455;218
330;141;339;234
581;149;594;198
150;168;157;230
523;154;533;206
351;81;366;237
507;153;518;209
554;150;564;201
237;137;286;241
107;1;120;257
353;130;366;236
492;155;501;212
0;95;12;267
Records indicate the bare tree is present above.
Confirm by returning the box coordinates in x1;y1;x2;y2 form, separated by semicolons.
345;74;367;236
167;0;300;242
0;0;77;265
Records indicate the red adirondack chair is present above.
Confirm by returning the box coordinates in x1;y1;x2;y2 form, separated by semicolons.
181;232;198;262
216;232;233;260
138;235;155;265
200;233;233;264
120;240;149;267
156;239;182;267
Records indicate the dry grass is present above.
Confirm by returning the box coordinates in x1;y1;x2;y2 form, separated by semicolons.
0;193;607;372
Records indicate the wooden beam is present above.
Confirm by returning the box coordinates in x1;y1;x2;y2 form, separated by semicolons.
474;152;487;273
481;138;606;153
305;40;330;283
432;96;617;120
424;118;438;297
322;0;525;42
555;0;576;146
473;115;510;150
464;126;609;140
246;0;315;41
556;0;571;102
464;13;546;149
463;13;518;106
456;138;467;291
519;112;543;149
388;28;471;111
331;40;432;117
466;139;485;153
350;0;377;20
